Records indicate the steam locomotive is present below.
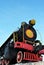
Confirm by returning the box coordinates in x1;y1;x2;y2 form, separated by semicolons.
0;19;44;64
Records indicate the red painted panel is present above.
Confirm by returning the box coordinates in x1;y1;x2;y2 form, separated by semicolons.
39;49;44;54
14;42;34;51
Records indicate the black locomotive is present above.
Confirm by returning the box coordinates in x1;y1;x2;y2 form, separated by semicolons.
0;19;44;64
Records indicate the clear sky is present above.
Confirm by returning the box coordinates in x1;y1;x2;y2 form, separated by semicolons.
0;0;44;46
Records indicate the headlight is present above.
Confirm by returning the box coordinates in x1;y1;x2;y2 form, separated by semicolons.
25;29;34;38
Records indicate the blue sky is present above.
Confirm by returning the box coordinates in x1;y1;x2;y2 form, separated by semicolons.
0;0;44;46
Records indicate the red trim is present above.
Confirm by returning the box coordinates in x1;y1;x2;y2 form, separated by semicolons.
14;42;34;51
14;42;42;61
39;49;44;54
23;52;42;61
17;51;23;63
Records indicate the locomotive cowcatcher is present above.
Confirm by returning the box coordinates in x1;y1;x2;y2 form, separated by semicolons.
0;19;44;64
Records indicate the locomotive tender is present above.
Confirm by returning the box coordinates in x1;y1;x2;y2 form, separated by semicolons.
0;19;44;64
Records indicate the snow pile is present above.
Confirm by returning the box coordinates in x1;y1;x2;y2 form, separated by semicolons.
15;61;44;65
